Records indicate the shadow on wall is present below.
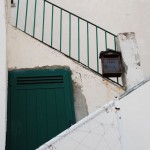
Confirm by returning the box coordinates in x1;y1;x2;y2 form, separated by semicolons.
73;82;88;121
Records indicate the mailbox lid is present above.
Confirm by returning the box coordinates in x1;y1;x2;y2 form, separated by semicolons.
100;49;122;58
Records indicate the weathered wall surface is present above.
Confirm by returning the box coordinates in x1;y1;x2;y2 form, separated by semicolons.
119;79;150;150
46;0;149;79
117;32;144;90
36;78;150;150
7;25;123;121
13;0;150;78
37;101;122;150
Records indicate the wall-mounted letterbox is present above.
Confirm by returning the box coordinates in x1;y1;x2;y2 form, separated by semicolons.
99;49;123;77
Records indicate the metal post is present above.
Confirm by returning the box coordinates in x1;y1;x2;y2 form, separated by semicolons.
51;5;54;46
33;0;37;37
60;9;62;51
96;27;99;72
69;14;71;56
42;0;46;42
87;23;89;67
78;18;80;62
24;0;29;32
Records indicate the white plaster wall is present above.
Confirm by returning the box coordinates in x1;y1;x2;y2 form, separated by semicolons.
7;25;123;117
0;0;7;150
119;80;150;150
50;0;150;79
37;101;122;150
117;32;144;90
11;0;150;78
37;79;150;150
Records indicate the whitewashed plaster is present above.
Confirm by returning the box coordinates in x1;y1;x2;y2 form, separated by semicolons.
37;101;122;150
7;25;123;118
10;0;150;79
117;32;144;90
119;79;150;150
48;0;150;79
0;0;7;150
37;77;150;150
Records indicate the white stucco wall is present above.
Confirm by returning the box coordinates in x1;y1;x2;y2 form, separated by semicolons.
119;79;150;150
37;101;122;150
0;0;7;150
11;0;150;78
37;78;150;150
49;0;150;79
117;32;144;90
7;25;123;120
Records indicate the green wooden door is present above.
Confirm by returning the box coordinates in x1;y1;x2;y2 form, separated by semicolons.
6;69;75;150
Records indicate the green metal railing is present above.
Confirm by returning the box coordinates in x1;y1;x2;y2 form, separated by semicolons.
14;0;122;86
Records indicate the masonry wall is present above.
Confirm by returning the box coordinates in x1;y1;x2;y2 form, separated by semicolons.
119;79;150;150
7;25;123;121
11;0;150;78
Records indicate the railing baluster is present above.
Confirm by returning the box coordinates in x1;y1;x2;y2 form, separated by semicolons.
116;77;119;84
45;0;116;37
60;9;62;51
114;36;119;84
51;5;54;46
69;14;71;57
114;36;116;51
16;0;20;27
15;0;122;86
78;18;80;62
96;27;99;72
105;31;108;50
24;0;29;32
42;0;46;42
33;0;37;37
87;23;89;67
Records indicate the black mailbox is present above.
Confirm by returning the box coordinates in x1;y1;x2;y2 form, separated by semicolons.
99;49;123;77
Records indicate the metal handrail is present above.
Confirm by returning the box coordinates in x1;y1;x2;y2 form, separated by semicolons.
14;0;122;86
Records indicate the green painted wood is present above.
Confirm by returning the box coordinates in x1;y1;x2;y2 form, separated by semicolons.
55;88;68;133
6;72;12;150
7;69;75;150
36;89;47;146
27;90;38;149
10;73;18;150
17;90;27;150
45;89;58;138
64;71;76;125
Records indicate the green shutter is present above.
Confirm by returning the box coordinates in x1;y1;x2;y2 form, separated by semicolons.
6;69;75;150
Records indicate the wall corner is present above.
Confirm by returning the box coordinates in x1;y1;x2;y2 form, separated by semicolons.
116;32;144;90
